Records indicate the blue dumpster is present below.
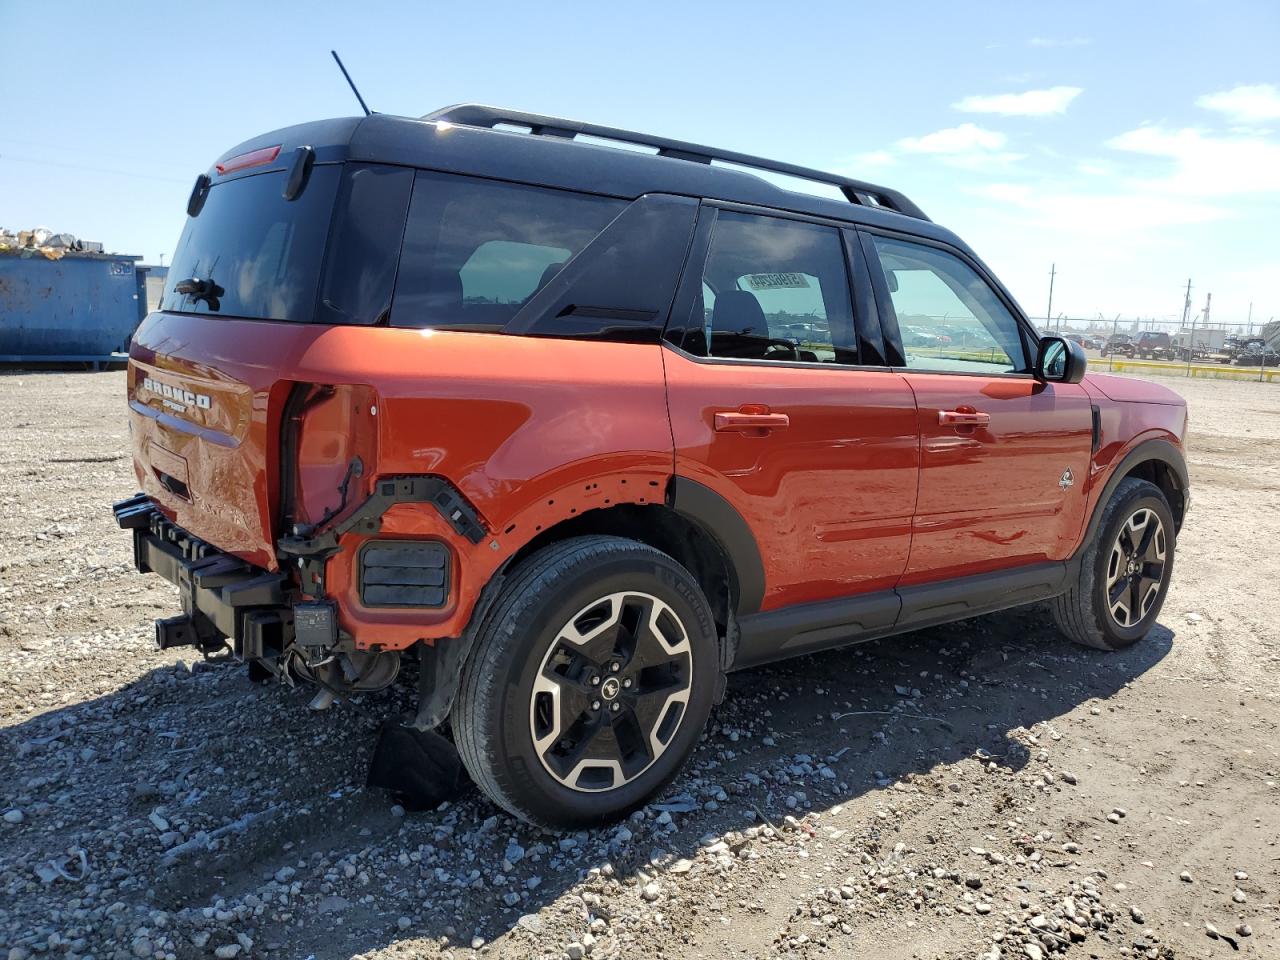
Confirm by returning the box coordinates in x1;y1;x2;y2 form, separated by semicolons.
0;250;151;363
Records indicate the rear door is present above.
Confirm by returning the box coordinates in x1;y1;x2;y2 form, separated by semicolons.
859;230;1094;584
663;206;919;613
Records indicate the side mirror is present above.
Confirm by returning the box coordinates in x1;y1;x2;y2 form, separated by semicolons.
1035;335;1087;383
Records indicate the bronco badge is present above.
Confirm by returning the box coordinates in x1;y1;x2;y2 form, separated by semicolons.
142;376;211;413
1059;467;1074;490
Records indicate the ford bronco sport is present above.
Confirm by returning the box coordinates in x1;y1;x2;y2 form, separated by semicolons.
114;104;1189;827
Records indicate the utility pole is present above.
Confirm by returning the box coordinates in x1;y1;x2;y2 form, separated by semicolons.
1045;264;1056;332
1179;279;1192;328
1246;301;1253;336
1203;292;1211;327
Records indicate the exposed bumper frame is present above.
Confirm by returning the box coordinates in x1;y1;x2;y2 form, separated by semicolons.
112;493;295;657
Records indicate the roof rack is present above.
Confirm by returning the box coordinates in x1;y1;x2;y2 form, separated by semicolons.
422;104;929;222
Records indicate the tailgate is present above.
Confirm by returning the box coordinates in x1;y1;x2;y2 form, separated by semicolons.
127;312;315;570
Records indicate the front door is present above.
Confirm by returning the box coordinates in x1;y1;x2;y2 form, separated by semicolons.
664;207;920;613
861;231;1094;584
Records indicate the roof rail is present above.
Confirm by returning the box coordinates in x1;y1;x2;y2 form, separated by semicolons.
423;104;929;222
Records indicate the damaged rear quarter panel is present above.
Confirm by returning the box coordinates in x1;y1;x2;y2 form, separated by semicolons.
291;328;675;649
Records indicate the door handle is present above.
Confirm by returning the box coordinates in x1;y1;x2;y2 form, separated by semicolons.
938;409;991;427
714;410;791;433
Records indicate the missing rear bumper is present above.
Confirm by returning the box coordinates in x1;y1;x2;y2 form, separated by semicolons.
113;494;405;698
113;493;294;660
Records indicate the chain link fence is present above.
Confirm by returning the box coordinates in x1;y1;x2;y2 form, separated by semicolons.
1038;316;1280;383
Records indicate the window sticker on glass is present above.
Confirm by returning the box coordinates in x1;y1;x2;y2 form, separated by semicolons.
742;272;810;291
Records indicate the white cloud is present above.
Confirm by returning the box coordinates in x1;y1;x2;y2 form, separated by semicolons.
1195;84;1280;123
954;86;1083;116
966;122;1280;275
973;182;1227;233
894;124;1024;171
1028;36;1091;48
971;123;1280;240
1107;125;1280;196
897;123;1007;154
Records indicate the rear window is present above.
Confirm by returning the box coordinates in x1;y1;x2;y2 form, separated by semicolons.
161;166;342;321
390;172;625;329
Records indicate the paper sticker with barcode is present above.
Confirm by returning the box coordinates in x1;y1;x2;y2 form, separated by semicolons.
743;272;809;290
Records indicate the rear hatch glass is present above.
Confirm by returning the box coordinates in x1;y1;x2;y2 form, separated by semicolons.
161;166;341;321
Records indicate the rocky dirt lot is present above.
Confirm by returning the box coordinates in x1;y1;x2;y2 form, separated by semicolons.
1;370;1277;960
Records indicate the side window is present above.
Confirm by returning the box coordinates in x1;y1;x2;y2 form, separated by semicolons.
870;235;1028;373
317;164;414;325
509;193;698;342
391;172;624;329
693;211;856;364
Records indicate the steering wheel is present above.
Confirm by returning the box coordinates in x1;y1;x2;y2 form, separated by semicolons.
761;339;800;359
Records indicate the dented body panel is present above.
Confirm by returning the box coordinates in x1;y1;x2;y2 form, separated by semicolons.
128;315;673;648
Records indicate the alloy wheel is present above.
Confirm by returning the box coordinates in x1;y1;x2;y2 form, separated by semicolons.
529;591;693;792
1105;507;1167;628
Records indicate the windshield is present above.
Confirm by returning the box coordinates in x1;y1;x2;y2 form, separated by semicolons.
161;166;341;321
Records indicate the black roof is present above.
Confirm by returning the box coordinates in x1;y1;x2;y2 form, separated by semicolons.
211;108;976;255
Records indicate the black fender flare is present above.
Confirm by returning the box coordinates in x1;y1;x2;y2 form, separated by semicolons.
1081;437;1188;550
668;477;766;617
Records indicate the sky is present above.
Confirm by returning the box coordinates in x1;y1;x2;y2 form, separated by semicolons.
2;0;1277;328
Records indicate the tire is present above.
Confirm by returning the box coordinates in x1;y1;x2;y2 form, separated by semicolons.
452;536;719;827
1052;478;1176;650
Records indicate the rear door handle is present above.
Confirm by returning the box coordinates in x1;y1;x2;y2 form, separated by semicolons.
938;409;991;427
714;410;791;433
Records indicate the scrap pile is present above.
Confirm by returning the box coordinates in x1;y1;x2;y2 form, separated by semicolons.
0;226;104;261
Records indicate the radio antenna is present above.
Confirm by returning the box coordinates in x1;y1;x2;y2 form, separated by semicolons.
331;50;372;116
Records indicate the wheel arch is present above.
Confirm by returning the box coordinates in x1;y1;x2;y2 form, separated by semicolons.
1119;457;1187;533
415;475;763;728
1085;438;1188;547
502;501;741;659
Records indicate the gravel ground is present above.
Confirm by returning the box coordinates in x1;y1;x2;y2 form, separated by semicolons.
1;369;1277;960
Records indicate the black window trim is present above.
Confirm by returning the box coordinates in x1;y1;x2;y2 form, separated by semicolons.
856;224;1041;379
502;192;698;343
660;200;899;373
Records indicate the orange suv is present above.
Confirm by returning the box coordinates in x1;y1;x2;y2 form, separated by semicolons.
114;105;1189;826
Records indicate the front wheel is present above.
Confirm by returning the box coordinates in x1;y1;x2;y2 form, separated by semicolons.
452;536;719;827
1052;478;1176;650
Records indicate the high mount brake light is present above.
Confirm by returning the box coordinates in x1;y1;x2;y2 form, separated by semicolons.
215;144;282;176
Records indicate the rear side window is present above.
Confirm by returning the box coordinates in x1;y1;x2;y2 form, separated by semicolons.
506;193;698;342
162;166;341;321
316;164;414;325
391;172;624;329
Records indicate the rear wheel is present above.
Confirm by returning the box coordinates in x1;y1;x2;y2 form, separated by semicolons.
1052;478;1175;650
452;536;719;827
